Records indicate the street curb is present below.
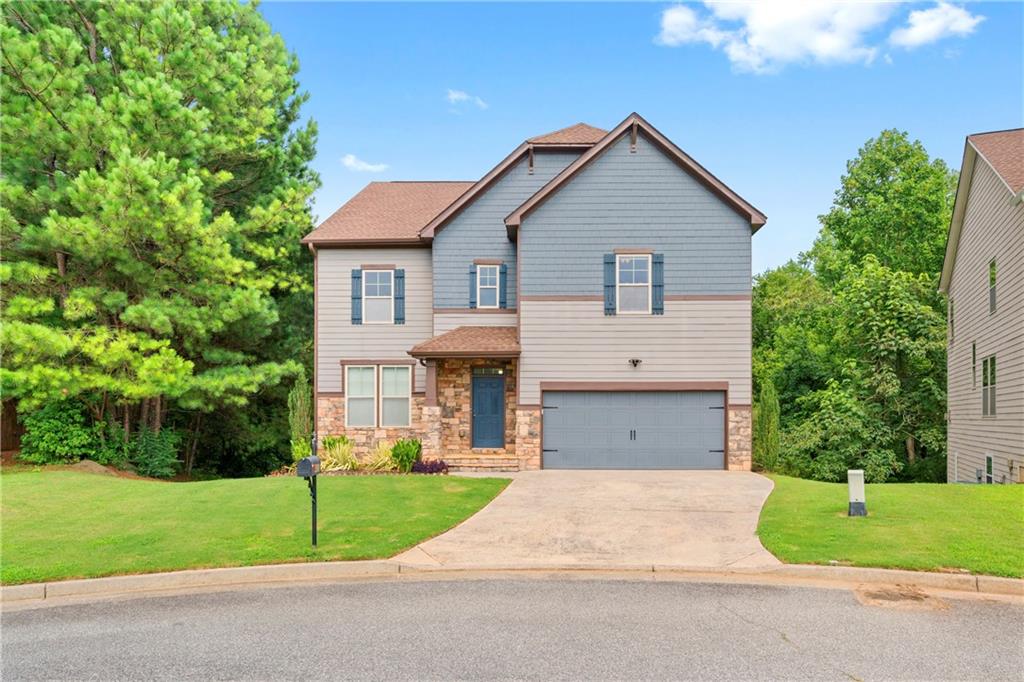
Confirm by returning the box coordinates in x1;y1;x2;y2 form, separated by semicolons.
3;560;1021;605
2;561;398;603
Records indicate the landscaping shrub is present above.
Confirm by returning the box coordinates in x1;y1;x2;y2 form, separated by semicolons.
320;435;357;472
18;400;98;464
897;454;947;483
131;429;181;479
288;369;312;463
753;381;781;471
390;439;422;473
365;441;396;472
411;458;448;475
94;423;131;469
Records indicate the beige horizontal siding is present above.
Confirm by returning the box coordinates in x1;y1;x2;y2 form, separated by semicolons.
947;158;1024;483
317;248;432;392
519;299;751;405
433;310;518;335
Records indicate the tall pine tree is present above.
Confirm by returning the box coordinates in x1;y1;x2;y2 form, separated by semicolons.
1;0;318;473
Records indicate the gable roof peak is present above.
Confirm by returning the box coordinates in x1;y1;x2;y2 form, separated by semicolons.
528;122;607;146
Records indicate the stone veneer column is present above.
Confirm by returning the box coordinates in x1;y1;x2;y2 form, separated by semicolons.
515;408;542;470
421;405;442;459
728;406;752;471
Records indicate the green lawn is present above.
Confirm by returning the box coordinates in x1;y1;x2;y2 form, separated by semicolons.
758;475;1024;578
1;469;508;585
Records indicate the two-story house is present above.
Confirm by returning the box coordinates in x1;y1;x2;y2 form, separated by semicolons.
939;128;1023;484
302;113;766;471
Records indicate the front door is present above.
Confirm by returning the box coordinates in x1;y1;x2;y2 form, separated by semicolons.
472;376;505;448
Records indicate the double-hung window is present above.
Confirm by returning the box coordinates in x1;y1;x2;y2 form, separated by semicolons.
345;366;377;427
972;342;976;388
982;355;996;417
363;270;393;324
616;254;651;314
380;366;411;427
988;259;997;314
477;265;499;309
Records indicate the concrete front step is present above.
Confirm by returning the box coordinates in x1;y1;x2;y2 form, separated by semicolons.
446;455;520;472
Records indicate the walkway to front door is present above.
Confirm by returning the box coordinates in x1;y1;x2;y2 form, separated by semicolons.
471;375;505;448
396;470;780;569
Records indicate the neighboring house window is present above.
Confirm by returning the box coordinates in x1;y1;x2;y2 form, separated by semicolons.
363;270;393;324
982;355;996;417
616;254;651;314
985;455;993;484
346;366;377;427
988;259;996;313
477;265;499;309
380;366;411;427
972;343;976;388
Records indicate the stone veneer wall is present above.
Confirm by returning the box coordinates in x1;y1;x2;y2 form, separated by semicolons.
515;408;541;470
727;405;752;471
317;396;436;460
436;359;517;456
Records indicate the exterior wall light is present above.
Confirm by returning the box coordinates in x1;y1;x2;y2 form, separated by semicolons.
629;358;642;368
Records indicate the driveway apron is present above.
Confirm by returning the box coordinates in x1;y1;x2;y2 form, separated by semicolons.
396;471;780;569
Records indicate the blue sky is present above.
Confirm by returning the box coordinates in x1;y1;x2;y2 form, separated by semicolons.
260;2;1023;274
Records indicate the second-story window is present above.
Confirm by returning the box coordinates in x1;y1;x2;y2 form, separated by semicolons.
477;265;499;309
972;342;977;388
988;259;997;314
363;270;393;323
982;355;996;417
616;254;651;314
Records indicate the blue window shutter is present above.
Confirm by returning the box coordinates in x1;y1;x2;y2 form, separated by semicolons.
394;269;405;324
652;254;665;315
468;264;478;309
603;254;616;316
351;269;362;325
499;263;508;309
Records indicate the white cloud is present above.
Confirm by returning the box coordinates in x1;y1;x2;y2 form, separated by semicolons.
657;1;984;74
446;89;488;110
342;154;388;173
890;2;983;48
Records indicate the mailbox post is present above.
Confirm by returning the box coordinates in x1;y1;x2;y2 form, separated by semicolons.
297;434;320;547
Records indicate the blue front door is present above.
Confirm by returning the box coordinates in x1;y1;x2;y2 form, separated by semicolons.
472;376;505;448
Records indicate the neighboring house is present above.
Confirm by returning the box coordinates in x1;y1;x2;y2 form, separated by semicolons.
939;128;1024;484
302;113;765;471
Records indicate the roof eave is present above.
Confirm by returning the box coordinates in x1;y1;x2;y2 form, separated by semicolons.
939;141;977;294
300;237;430;248
407;349;521;359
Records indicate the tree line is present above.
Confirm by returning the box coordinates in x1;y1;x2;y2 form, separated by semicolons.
753;130;955;482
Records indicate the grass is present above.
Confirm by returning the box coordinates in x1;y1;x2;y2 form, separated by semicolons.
757;475;1024;578
0;469;509;585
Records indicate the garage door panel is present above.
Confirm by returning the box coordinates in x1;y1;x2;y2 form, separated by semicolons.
543;390;725;470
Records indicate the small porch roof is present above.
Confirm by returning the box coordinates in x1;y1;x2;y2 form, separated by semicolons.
408;326;520;359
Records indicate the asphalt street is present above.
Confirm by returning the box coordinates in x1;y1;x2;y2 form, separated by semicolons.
3;578;1022;680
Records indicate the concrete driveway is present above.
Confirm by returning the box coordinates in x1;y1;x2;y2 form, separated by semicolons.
396;471;780;569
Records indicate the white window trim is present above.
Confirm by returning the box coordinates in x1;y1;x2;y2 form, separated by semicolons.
362;269;394;325
345;365;377;428
380;365;412;428
616;253;652;315
982;355;996;418
476;264;500;310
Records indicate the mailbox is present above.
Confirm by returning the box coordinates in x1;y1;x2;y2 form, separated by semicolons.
297;455;321;478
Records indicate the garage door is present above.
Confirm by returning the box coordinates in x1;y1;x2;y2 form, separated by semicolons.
542;391;725;469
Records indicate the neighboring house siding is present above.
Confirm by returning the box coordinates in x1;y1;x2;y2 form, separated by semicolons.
316;248;432;392
519;135;751;296
432;151;581;308
434;310;518;336
518;299;751;405
947;159;1024;484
